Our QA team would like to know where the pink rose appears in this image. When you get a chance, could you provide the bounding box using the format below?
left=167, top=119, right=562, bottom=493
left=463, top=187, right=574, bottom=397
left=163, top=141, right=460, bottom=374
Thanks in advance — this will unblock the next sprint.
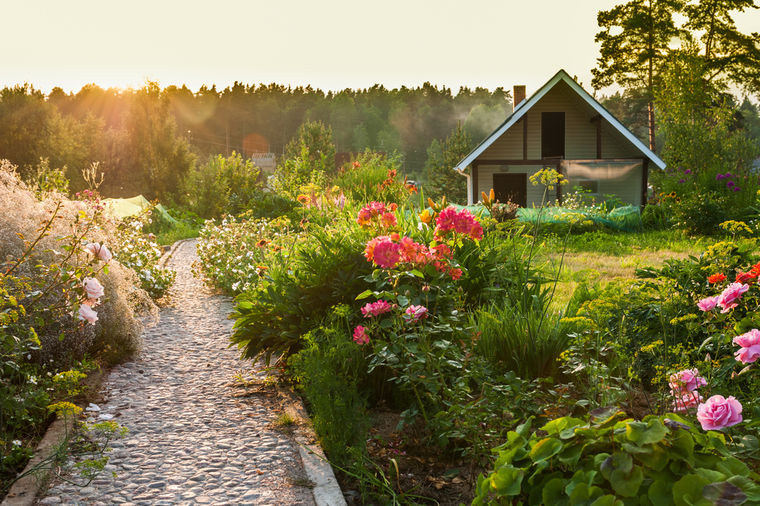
left=696, top=395, right=743, bottom=431
left=733, top=329, right=760, bottom=364
left=669, top=368, right=707, bottom=393
left=82, top=277, right=105, bottom=300
left=353, top=325, right=369, bottom=345
left=84, top=242, right=113, bottom=262
left=361, top=300, right=393, bottom=318
left=404, top=305, right=429, bottom=323
left=78, top=302, right=98, bottom=325
left=716, top=283, right=749, bottom=313
left=697, top=296, right=719, bottom=312
left=672, top=391, right=703, bottom=412
left=372, top=239, right=401, bottom=269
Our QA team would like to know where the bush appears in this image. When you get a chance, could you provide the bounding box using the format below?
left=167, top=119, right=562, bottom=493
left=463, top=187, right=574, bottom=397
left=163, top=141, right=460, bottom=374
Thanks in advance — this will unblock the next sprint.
left=183, top=151, right=264, bottom=219
left=474, top=410, right=760, bottom=505
left=333, top=150, right=415, bottom=205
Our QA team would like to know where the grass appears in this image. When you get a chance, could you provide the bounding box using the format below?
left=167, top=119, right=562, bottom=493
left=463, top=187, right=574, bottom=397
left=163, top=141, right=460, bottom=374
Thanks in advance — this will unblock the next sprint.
left=154, top=220, right=200, bottom=246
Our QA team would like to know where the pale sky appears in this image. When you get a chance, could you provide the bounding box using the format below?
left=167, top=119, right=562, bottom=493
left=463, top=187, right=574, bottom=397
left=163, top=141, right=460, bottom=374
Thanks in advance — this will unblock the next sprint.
left=3, top=0, right=759, bottom=96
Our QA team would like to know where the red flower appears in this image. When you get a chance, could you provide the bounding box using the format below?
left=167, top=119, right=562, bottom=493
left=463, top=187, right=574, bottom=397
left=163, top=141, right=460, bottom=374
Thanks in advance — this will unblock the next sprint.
left=707, top=273, right=726, bottom=284
left=735, top=272, right=757, bottom=284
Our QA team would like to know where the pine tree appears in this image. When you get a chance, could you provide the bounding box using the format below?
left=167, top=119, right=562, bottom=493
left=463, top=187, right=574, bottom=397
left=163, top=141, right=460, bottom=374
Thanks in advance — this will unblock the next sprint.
left=424, top=124, right=473, bottom=203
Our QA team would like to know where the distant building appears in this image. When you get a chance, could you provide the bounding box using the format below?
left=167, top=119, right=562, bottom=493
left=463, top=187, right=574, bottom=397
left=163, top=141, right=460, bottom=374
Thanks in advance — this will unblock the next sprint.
left=453, top=70, right=665, bottom=207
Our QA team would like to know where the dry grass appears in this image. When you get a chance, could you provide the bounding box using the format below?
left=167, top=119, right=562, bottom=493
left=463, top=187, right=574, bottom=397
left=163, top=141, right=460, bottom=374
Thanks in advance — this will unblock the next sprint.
left=543, top=249, right=690, bottom=309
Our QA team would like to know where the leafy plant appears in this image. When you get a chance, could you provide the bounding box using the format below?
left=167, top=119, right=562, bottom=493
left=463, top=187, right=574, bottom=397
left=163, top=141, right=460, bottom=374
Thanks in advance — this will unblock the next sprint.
left=474, top=410, right=760, bottom=505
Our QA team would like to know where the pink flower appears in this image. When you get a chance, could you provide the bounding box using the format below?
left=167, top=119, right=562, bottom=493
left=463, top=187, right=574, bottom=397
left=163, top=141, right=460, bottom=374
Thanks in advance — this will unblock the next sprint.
left=697, top=296, right=719, bottom=312
left=361, top=300, right=393, bottom=318
left=84, top=242, right=113, bottom=262
left=672, top=391, right=704, bottom=412
left=697, top=395, right=743, bottom=431
left=435, top=207, right=458, bottom=232
left=78, top=302, right=98, bottom=325
left=733, top=329, right=760, bottom=364
left=372, top=239, right=401, bottom=269
left=669, top=368, right=707, bottom=393
left=716, top=282, right=749, bottom=313
left=82, top=277, right=105, bottom=300
left=404, top=305, right=428, bottom=323
left=353, top=325, right=369, bottom=345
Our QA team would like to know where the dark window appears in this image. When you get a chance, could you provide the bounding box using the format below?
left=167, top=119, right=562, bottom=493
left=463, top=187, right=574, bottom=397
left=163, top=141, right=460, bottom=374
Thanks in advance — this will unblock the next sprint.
left=541, top=112, right=565, bottom=158
left=493, top=173, right=527, bottom=207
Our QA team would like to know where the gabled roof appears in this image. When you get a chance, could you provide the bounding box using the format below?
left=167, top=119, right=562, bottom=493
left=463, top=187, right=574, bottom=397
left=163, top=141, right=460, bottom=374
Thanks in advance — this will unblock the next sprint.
left=454, top=69, right=666, bottom=171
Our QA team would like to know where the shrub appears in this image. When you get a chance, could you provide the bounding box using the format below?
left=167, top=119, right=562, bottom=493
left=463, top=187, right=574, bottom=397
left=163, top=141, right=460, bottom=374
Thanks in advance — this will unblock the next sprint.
left=333, top=150, right=415, bottom=205
left=183, top=151, right=264, bottom=219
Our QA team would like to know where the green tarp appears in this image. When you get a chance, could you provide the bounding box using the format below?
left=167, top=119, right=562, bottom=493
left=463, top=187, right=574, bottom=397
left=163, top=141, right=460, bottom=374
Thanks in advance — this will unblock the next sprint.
left=103, top=195, right=176, bottom=223
left=516, top=205, right=642, bottom=232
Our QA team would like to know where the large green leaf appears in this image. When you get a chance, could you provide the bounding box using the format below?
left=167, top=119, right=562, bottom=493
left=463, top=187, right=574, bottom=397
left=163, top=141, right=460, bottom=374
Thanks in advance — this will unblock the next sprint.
left=649, top=479, right=673, bottom=506
left=489, top=465, right=524, bottom=497
left=530, top=437, right=564, bottom=463
left=702, top=481, right=747, bottom=506
left=609, top=464, right=644, bottom=498
left=626, top=418, right=668, bottom=446
left=672, top=474, right=712, bottom=506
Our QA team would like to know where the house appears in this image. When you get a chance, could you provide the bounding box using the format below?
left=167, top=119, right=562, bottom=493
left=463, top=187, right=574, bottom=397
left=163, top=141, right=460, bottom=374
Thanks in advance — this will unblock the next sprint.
left=453, top=70, right=665, bottom=207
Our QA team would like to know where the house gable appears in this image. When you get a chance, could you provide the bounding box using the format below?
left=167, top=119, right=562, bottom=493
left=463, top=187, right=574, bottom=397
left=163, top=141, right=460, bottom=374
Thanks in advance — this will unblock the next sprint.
left=453, top=70, right=665, bottom=171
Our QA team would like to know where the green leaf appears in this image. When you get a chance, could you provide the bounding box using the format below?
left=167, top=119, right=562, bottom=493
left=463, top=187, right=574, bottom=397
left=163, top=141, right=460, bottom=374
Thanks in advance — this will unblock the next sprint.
left=648, top=479, right=673, bottom=506
left=727, top=476, right=760, bottom=502
left=529, top=438, right=563, bottom=463
left=637, top=444, right=670, bottom=471
left=355, top=289, right=373, bottom=300
left=396, top=295, right=409, bottom=306
left=626, top=418, right=668, bottom=446
left=542, top=478, right=569, bottom=506
left=558, top=442, right=584, bottom=467
left=600, top=453, right=632, bottom=480
left=672, top=474, right=711, bottom=506
left=609, top=464, right=643, bottom=497
left=409, top=269, right=424, bottom=278
left=542, top=417, right=586, bottom=436
left=489, top=465, right=524, bottom=497
left=590, top=495, right=623, bottom=506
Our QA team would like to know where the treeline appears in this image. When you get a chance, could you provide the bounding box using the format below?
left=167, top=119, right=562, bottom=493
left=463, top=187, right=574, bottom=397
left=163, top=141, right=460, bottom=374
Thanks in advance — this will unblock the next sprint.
left=0, top=81, right=512, bottom=201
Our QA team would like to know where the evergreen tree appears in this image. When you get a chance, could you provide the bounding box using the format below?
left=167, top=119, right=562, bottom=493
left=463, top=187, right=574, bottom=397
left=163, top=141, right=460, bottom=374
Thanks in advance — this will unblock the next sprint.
left=424, top=124, right=473, bottom=203
left=592, top=0, right=686, bottom=151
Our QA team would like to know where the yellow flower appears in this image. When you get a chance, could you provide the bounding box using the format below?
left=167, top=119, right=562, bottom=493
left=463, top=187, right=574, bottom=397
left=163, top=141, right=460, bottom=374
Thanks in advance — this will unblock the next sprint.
left=296, top=194, right=310, bottom=205
left=419, top=209, right=432, bottom=224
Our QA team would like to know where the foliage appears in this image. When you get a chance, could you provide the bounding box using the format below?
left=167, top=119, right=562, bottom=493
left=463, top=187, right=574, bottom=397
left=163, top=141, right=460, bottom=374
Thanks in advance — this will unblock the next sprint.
left=288, top=306, right=370, bottom=465
left=334, top=150, right=414, bottom=205
left=424, top=124, right=473, bottom=203
left=473, top=410, right=760, bottom=505
left=654, top=50, right=760, bottom=234
left=183, top=151, right=264, bottom=219
left=113, top=207, right=175, bottom=299
left=26, top=157, right=70, bottom=197
left=283, top=120, right=336, bottom=172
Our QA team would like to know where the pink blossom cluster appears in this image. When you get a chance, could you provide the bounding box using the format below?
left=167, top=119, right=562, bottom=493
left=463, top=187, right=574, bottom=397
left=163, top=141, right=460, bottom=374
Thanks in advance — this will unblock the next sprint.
left=353, top=325, right=369, bottom=345
left=404, top=305, right=428, bottom=323
left=733, top=329, right=760, bottom=364
left=434, top=207, right=483, bottom=241
left=84, top=242, right=113, bottom=262
left=668, top=368, right=707, bottom=413
left=697, top=282, right=749, bottom=313
left=356, top=202, right=398, bottom=229
left=78, top=277, right=105, bottom=325
left=363, top=234, right=460, bottom=279
left=361, top=300, right=393, bottom=318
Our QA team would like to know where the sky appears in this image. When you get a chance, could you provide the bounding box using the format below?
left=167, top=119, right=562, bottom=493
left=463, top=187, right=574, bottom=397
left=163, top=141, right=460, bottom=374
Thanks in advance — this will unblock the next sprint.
left=3, top=0, right=759, bottom=97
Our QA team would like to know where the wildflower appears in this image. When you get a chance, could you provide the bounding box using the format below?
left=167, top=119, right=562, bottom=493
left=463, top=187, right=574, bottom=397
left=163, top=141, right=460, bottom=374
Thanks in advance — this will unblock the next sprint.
left=733, top=186, right=741, bottom=192
left=669, top=368, right=707, bottom=394
left=696, top=395, right=742, bottom=431
left=678, top=179, right=686, bottom=183
left=255, top=239, right=268, bottom=248
left=697, top=296, right=719, bottom=311
left=353, top=325, right=369, bottom=345
left=353, top=161, right=361, bottom=168
left=78, top=302, right=98, bottom=325
left=297, top=194, right=310, bottom=205
left=12, top=440, right=22, bottom=447
left=727, top=181, right=735, bottom=188
left=716, top=173, right=726, bottom=180
left=684, top=169, right=692, bottom=175
left=707, top=273, right=726, bottom=284
left=716, top=282, right=749, bottom=313
left=419, top=209, right=432, bottom=224
left=83, top=277, right=105, bottom=300
left=404, top=305, right=428, bottom=323
left=733, top=329, right=760, bottom=364
left=361, top=300, right=393, bottom=318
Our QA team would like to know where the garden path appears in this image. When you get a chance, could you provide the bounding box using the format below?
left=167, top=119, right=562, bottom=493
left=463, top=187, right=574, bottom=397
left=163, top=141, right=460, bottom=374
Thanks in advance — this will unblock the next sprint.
left=38, top=240, right=315, bottom=505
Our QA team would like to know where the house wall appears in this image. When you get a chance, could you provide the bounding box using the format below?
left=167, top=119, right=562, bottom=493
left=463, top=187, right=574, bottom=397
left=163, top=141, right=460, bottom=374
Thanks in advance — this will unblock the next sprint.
left=565, top=161, right=643, bottom=206
left=476, top=165, right=553, bottom=206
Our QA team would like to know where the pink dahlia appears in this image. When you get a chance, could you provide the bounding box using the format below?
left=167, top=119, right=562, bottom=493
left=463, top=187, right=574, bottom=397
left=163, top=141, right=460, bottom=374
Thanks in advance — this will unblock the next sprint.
left=361, top=300, right=393, bottom=318
left=353, top=325, right=369, bottom=345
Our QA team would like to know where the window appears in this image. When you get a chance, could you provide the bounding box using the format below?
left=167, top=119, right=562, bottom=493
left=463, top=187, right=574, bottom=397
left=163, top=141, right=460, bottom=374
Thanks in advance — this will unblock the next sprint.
left=541, top=112, right=565, bottom=158
left=575, top=179, right=599, bottom=194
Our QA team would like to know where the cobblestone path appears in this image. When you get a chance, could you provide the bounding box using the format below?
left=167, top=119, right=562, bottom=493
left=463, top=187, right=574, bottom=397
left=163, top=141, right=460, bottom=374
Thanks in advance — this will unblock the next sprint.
left=39, top=240, right=315, bottom=505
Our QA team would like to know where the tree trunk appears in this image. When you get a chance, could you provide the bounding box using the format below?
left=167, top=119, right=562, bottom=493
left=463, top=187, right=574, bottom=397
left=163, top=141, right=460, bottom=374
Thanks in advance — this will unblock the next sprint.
left=648, top=99, right=656, bottom=152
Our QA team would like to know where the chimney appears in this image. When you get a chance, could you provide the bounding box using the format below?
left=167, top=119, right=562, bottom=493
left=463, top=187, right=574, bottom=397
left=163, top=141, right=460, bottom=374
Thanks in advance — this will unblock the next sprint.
left=513, top=85, right=526, bottom=110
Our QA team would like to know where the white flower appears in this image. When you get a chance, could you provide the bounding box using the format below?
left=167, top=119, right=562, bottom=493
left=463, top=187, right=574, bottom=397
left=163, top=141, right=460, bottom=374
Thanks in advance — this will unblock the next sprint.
left=12, top=440, right=21, bottom=447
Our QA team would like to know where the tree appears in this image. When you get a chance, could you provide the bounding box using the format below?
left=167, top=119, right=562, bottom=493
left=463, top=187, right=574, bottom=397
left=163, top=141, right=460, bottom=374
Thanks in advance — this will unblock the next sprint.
left=684, top=0, right=760, bottom=93
left=424, top=124, right=473, bottom=203
left=283, top=120, right=336, bottom=172
left=592, top=0, right=686, bottom=151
